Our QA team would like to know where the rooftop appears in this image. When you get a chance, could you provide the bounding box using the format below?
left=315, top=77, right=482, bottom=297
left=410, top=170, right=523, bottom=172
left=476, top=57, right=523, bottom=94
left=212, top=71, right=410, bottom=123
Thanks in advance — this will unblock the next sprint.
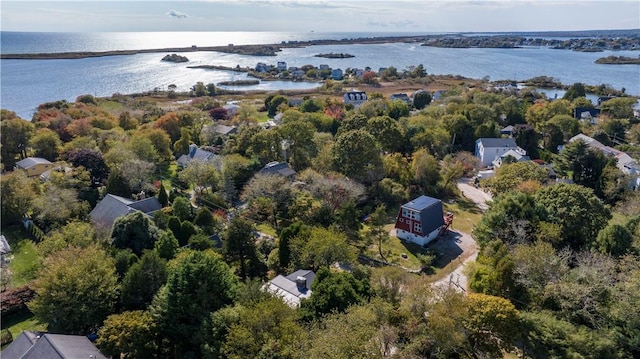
left=402, top=195, right=441, bottom=211
left=476, top=137, right=518, bottom=148
left=15, top=157, right=52, bottom=169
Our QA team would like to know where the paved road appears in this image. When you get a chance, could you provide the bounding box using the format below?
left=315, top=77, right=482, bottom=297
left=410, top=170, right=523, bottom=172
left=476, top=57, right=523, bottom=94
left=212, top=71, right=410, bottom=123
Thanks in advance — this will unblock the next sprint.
left=432, top=242, right=478, bottom=292
left=456, top=178, right=493, bottom=211
left=429, top=178, right=492, bottom=292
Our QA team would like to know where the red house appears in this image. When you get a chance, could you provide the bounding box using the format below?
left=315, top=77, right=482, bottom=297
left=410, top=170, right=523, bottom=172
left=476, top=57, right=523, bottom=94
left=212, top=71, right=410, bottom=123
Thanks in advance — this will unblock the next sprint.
left=394, top=195, right=446, bottom=246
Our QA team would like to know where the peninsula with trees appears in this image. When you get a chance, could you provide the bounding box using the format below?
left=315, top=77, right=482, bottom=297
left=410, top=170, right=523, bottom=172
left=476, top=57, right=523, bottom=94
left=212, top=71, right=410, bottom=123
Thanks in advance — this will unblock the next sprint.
left=1, top=44, right=640, bottom=358
left=2, top=29, right=638, bottom=60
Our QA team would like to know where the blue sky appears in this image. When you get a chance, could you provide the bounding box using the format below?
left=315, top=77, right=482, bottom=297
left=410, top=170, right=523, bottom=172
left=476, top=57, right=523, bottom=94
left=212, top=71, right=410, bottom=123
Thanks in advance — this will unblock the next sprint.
left=1, top=1, right=639, bottom=33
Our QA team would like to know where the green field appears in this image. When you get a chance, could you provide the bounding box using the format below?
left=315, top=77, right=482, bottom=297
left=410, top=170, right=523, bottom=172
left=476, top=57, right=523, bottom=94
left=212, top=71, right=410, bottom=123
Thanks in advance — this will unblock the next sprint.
left=2, top=226, right=39, bottom=287
left=1, top=226, right=45, bottom=339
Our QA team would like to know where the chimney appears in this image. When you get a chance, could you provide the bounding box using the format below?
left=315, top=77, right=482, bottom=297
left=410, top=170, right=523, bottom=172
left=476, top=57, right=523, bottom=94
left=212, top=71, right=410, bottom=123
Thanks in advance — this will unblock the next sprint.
left=295, top=276, right=307, bottom=290
left=189, top=144, right=197, bottom=158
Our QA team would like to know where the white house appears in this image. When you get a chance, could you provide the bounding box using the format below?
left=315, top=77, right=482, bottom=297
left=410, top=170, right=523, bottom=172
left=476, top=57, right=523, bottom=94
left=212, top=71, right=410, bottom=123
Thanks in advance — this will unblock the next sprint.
left=265, top=269, right=315, bottom=307
left=475, top=138, right=523, bottom=167
left=492, top=149, right=530, bottom=168
left=343, top=90, right=367, bottom=108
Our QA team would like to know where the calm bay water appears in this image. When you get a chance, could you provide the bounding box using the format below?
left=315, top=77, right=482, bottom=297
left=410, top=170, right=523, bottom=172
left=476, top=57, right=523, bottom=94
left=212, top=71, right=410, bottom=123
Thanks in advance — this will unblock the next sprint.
left=1, top=31, right=639, bottom=120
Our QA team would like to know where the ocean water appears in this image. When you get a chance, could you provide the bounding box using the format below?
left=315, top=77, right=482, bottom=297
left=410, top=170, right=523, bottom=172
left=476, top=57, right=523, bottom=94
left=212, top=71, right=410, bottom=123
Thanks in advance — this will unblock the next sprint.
left=1, top=31, right=639, bottom=120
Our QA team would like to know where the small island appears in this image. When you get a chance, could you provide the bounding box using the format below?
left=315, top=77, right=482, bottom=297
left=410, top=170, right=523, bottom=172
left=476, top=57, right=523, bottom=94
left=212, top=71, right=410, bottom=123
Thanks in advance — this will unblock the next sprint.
left=314, top=52, right=355, bottom=58
left=595, top=55, right=640, bottom=64
left=162, top=54, right=189, bottom=63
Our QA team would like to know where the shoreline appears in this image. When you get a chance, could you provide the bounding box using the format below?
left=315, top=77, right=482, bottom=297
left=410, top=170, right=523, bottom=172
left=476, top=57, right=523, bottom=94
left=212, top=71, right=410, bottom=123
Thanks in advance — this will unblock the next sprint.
left=3, top=32, right=638, bottom=60
left=0, top=35, right=426, bottom=60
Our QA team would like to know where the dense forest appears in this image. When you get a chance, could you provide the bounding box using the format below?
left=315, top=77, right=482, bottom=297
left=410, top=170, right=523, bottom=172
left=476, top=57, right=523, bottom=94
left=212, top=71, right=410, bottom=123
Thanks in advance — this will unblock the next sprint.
left=1, top=71, right=639, bottom=358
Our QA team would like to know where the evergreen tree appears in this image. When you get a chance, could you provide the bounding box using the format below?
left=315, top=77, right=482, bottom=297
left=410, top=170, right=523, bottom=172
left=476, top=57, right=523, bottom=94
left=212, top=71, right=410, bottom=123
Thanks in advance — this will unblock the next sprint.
left=158, top=182, right=168, bottom=207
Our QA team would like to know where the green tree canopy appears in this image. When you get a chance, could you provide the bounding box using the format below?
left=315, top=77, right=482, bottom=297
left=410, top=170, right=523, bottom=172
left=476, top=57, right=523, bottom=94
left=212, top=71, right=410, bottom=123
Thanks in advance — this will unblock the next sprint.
left=111, top=211, right=162, bottom=256
left=121, top=250, right=168, bottom=311
left=301, top=267, right=371, bottom=320
left=29, top=246, right=118, bottom=334
left=151, top=249, right=238, bottom=356
left=332, top=129, right=382, bottom=183
left=535, top=183, right=611, bottom=249
left=97, top=310, right=157, bottom=359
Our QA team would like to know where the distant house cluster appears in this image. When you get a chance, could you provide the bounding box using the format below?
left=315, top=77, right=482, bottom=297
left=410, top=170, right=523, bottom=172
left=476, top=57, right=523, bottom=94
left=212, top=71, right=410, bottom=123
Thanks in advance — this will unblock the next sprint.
left=569, top=133, right=640, bottom=190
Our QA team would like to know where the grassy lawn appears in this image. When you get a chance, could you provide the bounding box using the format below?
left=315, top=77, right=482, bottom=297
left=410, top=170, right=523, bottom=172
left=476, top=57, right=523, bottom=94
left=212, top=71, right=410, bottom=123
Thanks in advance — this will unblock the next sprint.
left=443, top=197, right=484, bottom=235
left=1, top=227, right=44, bottom=341
left=97, top=99, right=125, bottom=111
left=609, top=211, right=630, bottom=226
left=373, top=227, right=431, bottom=271
left=1, top=310, right=46, bottom=337
left=2, top=226, right=39, bottom=288
left=256, top=223, right=278, bottom=237
left=362, top=195, right=484, bottom=275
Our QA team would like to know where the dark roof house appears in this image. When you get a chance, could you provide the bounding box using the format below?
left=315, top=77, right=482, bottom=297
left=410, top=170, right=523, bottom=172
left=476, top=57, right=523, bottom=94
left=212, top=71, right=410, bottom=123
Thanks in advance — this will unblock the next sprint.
left=177, top=144, right=222, bottom=170
left=1, top=331, right=107, bottom=359
left=214, top=124, right=237, bottom=136
left=265, top=269, right=316, bottom=307
left=394, top=195, right=445, bottom=246
left=89, top=194, right=162, bottom=230
left=259, top=161, right=296, bottom=179
left=390, top=93, right=411, bottom=104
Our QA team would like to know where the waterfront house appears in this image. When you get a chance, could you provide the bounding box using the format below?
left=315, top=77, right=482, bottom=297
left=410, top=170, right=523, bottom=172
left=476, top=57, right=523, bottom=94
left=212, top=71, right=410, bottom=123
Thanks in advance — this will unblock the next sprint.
left=331, top=68, right=343, bottom=80
left=394, top=195, right=445, bottom=246
left=277, top=61, right=287, bottom=71
left=255, top=62, right=269, bottom=72
left=500, top=125, right=515, bottom=137
left=214, top=124, right=237, bottom=136
left=222, top=104, right=240, bottom=118
left=492, top=149, right=530, bottom=168
left=569, top=134, right=640, bottom=190
left=14, top=157, right=53, bottom=177
left=573, top=107, right=600, bottom=123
